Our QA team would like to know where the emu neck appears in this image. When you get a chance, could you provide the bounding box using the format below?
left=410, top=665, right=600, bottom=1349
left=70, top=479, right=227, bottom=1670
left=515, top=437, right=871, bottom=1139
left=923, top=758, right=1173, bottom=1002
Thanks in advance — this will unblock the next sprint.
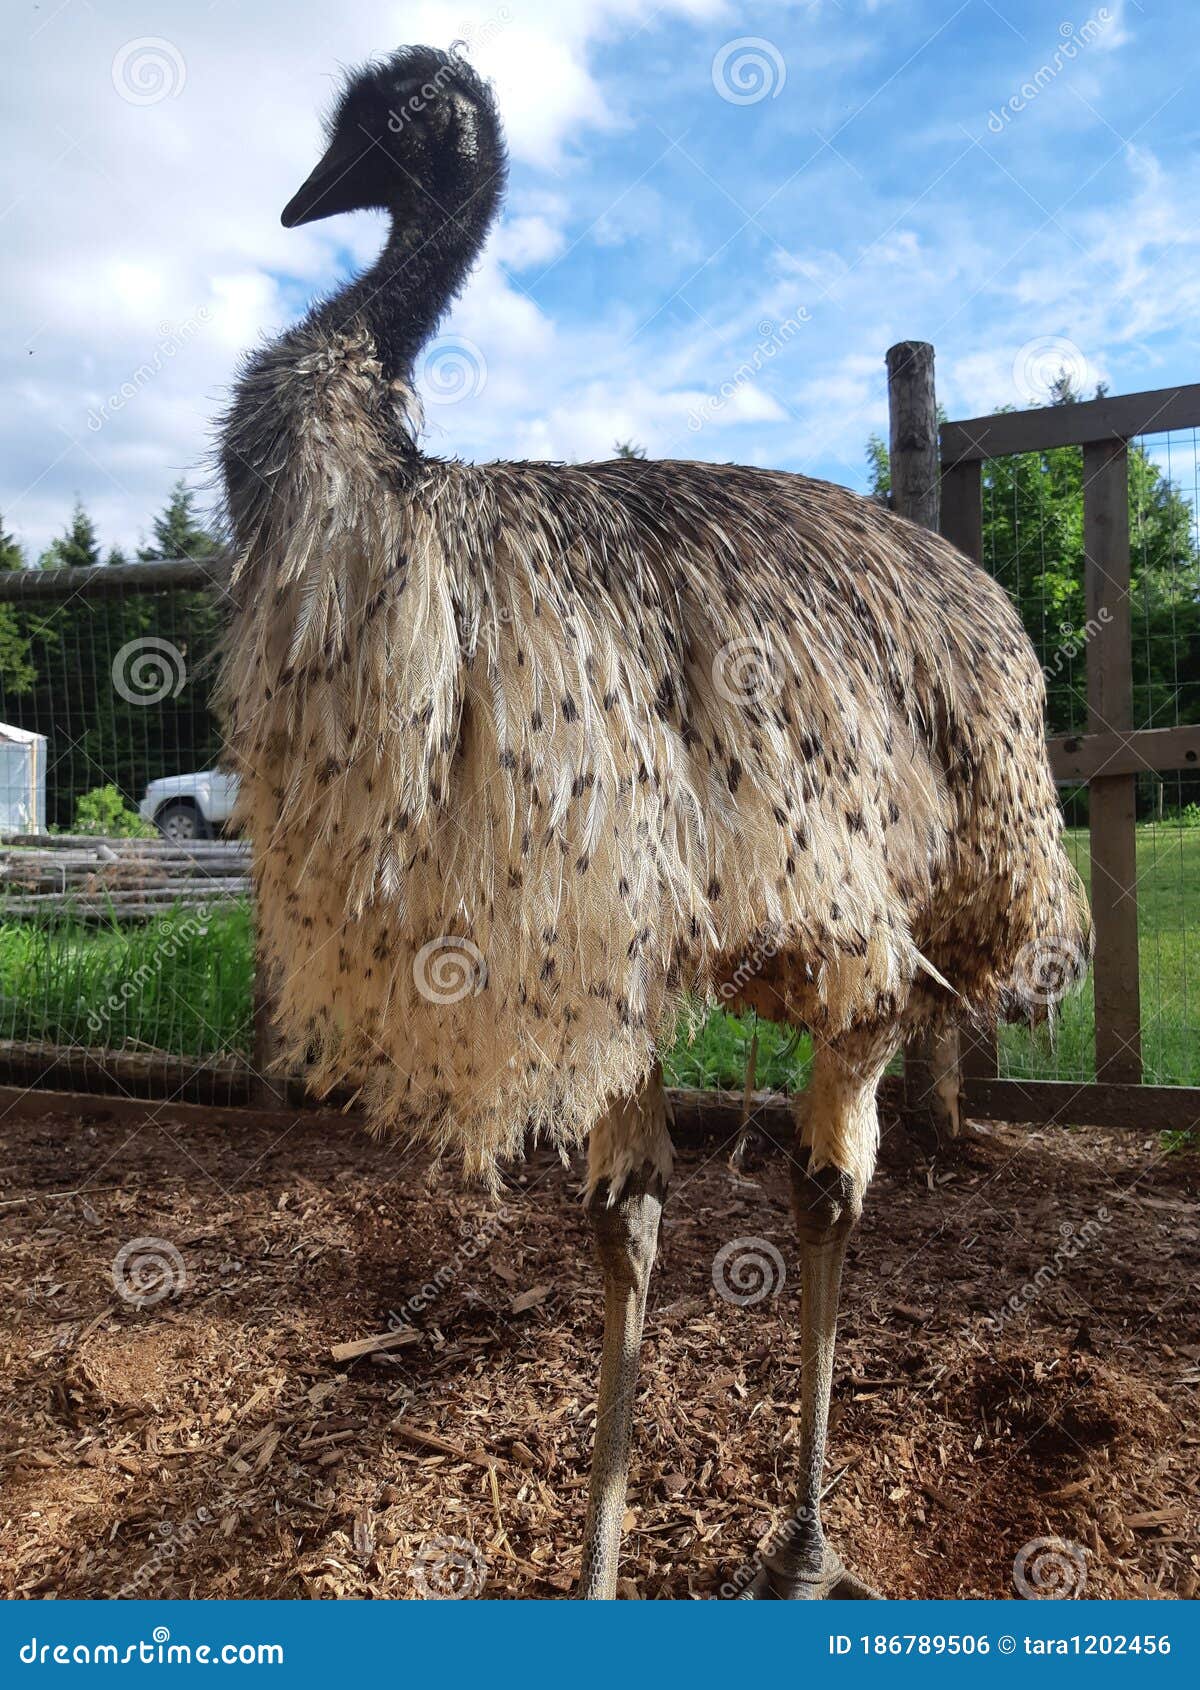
left=318, top=203, right=484, bottom=386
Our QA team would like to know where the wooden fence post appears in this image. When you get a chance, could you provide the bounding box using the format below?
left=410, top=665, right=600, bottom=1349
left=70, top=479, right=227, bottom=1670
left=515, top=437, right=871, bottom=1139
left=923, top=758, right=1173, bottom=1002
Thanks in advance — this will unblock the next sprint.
left=1083, top=439, right=1142, bottom=1082
left=886, top=340, right=963, bottom=1140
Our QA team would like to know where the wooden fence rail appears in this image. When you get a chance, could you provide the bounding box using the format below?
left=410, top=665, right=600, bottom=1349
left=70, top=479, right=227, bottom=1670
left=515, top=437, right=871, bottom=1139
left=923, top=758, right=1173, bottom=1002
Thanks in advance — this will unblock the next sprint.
left=931, top=352, right=1200, bottom=1128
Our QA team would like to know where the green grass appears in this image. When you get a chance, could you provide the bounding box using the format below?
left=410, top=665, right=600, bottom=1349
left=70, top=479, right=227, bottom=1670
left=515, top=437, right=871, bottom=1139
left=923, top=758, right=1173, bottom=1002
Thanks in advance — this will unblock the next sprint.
left=0, top=902, right=254, bottom=1058
left=996, top=824, right=1200, bottom=1087
left=1, top=823, right=1197, bottom=1089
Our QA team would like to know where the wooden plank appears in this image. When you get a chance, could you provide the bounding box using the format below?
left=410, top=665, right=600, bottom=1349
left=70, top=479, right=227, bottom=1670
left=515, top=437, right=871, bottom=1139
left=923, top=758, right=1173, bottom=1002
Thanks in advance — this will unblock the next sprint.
left=965, top=1078, right=1200, bottom=1134
left=0, top=1078, right=1177, bottom=1156
left=329, top=1329, right=419, bottom=1363
left=1, top=835, right=246, bottom=852
left=942, top=382, right=1200, bottom=464
left=0, top=1083, right=355, bottom=1139
left=1049, top=723, right=1200, bottom=781
left=0, top=1079, right=802, bottom=1149
left=939, top=457, right=983, bottom=562
left=1084, top=438, right=1141, bottom=1083
left=0, top=1042, right=247, bottom=1102
left=0, top=556, right=232, bottom=602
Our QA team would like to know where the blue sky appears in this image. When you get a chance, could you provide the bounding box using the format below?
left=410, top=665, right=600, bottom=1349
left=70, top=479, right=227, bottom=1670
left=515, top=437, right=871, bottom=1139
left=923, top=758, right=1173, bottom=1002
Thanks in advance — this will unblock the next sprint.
left=3, top=0, right=1196, bottom=556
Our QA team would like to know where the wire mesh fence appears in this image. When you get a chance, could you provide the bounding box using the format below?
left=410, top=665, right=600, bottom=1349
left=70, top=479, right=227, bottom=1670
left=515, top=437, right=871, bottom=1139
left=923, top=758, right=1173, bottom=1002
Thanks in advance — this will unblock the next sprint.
left=977, top=422, right=1200, bottom=1089
left=2, top=402, right=1199, bottom=1118
left=0, top=566, right=254, bottom=1103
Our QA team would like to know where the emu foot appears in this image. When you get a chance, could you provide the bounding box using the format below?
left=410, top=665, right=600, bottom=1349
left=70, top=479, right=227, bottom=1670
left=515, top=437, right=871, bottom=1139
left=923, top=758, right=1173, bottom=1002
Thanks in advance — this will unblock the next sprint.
left=737, top=1545, right=882, bottom=1600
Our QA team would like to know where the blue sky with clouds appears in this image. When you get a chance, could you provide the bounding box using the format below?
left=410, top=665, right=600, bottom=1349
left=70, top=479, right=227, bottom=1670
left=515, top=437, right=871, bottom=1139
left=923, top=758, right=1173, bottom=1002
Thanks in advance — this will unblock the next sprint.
left=3, top=0, right=1195, bottom=557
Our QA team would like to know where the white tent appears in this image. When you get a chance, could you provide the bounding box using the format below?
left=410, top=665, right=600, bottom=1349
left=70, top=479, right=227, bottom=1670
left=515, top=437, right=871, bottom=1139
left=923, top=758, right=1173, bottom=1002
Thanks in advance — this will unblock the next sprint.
left=0, top=723, right=47, bottom=833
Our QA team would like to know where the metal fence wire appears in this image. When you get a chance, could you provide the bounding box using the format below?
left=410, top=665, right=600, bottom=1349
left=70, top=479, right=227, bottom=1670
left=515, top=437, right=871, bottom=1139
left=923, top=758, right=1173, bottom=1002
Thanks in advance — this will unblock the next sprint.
left=0, top=564, right=252, bottom=1103
left=2, top=401, right=1199, bottom=1119
left=969, top=419, right=1200, bottom=1090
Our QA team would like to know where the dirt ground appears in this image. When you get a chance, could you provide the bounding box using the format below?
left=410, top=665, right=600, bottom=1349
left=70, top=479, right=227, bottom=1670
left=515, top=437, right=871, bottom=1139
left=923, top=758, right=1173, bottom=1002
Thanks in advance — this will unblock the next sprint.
left=1, top=1099, right=1197, bottom=1601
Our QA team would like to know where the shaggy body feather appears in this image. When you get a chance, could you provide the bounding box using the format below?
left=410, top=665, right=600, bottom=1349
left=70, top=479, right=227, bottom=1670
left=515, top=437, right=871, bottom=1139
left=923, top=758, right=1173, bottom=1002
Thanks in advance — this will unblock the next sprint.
left=220, top=323, right=1085, bottom=1182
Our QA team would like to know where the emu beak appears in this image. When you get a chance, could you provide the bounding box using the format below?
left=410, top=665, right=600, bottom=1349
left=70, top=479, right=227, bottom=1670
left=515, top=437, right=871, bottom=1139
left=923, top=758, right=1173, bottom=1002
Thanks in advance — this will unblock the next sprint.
left=281, top=133, right=364, bottom=228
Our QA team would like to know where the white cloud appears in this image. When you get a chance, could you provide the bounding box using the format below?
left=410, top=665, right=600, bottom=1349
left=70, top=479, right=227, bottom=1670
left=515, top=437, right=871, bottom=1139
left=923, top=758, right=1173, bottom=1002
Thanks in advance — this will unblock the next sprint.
left=0, top=0, right=1191, bottom=565
left=493, top=213, right=566, bottom=268
left=0, top=0, right=728, bottom=555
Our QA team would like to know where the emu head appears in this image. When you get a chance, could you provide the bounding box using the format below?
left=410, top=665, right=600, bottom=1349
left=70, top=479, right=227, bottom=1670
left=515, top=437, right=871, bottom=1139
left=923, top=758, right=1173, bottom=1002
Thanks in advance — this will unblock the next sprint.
left=281, top=45, right=506, bottom=244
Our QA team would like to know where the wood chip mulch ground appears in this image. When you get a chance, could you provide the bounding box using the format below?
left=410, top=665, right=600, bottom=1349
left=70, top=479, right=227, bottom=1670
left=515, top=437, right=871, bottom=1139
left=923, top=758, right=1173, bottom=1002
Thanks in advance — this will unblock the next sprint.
left=1, top=1101, right=1197, bottom=1600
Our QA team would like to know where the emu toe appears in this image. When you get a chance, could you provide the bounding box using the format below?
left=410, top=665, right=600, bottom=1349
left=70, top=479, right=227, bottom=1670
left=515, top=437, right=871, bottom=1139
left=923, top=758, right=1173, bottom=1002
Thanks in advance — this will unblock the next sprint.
left=737, top=1545, right=882, bottom=1600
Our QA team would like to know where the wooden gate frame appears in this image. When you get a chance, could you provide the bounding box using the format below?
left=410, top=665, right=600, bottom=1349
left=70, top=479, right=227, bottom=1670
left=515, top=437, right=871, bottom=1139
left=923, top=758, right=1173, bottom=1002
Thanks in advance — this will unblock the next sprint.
left=938, top=373, right=1200, bottom=1132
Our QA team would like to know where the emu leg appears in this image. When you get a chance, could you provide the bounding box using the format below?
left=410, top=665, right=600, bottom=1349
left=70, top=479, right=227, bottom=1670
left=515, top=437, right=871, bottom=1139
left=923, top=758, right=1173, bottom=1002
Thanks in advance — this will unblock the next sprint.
left=577, top=1081, right=671, bottom=1600
left=741, top=1156, right=877, bottom=1599
left=740, top=1035, right=891, bottom=1600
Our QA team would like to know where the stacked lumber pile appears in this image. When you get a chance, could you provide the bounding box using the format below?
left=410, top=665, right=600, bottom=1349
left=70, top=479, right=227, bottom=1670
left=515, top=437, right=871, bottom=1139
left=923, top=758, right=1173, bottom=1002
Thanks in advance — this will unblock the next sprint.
left=0, top=835, right=251, bottom=923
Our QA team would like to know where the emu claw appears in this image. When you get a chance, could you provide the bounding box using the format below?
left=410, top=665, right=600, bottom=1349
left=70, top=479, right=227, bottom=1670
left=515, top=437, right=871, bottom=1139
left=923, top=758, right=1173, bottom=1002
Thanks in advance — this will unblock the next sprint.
left=737, top=1546, right=882, bottom=1600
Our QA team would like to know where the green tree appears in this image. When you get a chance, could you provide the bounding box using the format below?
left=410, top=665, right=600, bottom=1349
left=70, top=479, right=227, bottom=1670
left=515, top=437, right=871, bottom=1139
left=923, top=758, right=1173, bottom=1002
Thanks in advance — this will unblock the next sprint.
left=1, top=486, right=226, bottom=829
left=138, top=479, right=219, bottom=563
left=865, top=433, right=890, bottom=502
left=40, top=500, right=100, bottom=570
left=134, top=480, right=225, bottom=792
left=0, top=515, right=35, bottom=695
left=865, top=413, right=1200, bottom=740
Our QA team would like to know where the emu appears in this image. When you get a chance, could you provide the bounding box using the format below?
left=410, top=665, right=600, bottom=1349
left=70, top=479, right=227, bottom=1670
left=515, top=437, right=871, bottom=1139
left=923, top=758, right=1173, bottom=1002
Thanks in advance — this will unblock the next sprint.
left=219, top=46, right=1089, bottom=1599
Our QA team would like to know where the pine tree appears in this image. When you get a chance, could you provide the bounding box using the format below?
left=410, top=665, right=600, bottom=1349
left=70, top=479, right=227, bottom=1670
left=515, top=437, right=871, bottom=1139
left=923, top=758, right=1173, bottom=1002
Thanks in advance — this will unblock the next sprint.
left=0, top=516, right=23, bottom=572
left=0, top=514, right=34, bottom=694
left=40, top=499, right=101, bottom=569
left=138, top=480, right=218, bottom=563
left=129, top=481, right=224, bottom=803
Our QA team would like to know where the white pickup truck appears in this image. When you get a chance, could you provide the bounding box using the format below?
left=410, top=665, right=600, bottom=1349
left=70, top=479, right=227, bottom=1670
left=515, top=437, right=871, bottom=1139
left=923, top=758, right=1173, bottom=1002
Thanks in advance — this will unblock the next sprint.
left=139, top=771, right=239, bottom=842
